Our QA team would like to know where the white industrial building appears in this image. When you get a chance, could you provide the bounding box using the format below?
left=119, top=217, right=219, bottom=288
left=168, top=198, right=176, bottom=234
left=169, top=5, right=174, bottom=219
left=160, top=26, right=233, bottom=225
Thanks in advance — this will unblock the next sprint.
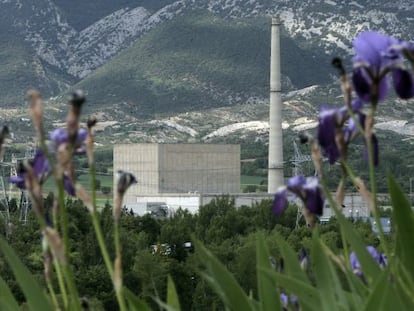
left=113, top=143, right=240, bottom=206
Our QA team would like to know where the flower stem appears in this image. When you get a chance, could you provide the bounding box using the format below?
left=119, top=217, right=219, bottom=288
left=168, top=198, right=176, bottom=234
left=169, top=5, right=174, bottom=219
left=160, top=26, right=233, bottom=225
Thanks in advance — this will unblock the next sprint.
left=365, top=106, right=391, bottom=259
left=114, top=221, right=127, bottom=311
left=319, top=174, right=350, bottom=266
left=86, top=125, right=125, bottom=310
left=61, top=264, right=82, bottom=311
left=341, top=162, right=358, bottom=185
left=37, top=139, right=72, bottom=309
left=46, top=280, right=60, bottom=311
left=53, top=259, right=68, bottom=308
left=89, top=160, right=114, bottom=278
left=57, top=180, right=82, bottom=311
left=310, top=142, right=350, bottom=262
left=57, top=181, right=69, bottom=260
left=91, top=211, right=114, bottom=276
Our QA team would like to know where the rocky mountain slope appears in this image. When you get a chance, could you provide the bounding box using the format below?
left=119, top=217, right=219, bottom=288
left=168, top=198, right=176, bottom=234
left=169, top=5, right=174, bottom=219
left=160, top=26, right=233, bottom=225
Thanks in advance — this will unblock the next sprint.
left=0, top=0, right=413, bottom=142
left=72, top=13, right=334, bottom=116
left=1, top=1, right=413, bottom=97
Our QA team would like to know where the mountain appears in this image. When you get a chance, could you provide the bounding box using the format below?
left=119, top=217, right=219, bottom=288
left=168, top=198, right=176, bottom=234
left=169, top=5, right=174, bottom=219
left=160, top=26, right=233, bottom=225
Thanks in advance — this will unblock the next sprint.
left=0, top=0, right=413, bottom=195
left=51, top=0, right=177, bottom=30
left=73, top=13, right=333, bottom=116
left=0, top=0, right=75, bottom=105
left=0, top=0, right=413, bottom=122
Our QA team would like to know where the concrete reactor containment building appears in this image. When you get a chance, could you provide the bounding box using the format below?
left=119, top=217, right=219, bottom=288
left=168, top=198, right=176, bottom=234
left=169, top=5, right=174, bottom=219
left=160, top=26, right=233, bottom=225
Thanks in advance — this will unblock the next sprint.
left=113, top=143, right=241, bottom=204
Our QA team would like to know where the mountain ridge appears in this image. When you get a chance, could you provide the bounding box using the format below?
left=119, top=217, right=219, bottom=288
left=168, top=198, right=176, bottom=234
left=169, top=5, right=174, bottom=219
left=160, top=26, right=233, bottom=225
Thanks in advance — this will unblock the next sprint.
left=0, top=0, right=413, bottom=123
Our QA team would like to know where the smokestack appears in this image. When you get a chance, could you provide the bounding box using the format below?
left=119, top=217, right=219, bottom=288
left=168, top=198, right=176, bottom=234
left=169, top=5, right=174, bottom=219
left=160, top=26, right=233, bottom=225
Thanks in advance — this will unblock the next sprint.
left=268, top=17, right=284, bottom=193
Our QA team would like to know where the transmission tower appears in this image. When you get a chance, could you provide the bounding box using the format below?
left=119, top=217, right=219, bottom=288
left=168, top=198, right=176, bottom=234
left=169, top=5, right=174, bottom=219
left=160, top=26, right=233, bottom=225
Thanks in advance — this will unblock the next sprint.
left=0, top=163, right=11, bottom=238
left=0, top=146, right=34, bottom=237
left=291, top=140, right=313, bottom=177
left=290, top=140, right=314, bottom=228
left=10, top=147, right=34, bottom=224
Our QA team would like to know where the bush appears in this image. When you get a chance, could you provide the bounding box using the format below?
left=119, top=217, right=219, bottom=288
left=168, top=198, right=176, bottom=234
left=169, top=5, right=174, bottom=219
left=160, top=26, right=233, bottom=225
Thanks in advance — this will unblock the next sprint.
left=101, top=186, right=111, bottom=195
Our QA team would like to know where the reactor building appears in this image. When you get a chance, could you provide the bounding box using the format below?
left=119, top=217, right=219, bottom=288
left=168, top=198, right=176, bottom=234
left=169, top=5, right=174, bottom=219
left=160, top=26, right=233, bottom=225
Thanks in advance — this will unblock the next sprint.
left=113, top=143, right=241, bottom=205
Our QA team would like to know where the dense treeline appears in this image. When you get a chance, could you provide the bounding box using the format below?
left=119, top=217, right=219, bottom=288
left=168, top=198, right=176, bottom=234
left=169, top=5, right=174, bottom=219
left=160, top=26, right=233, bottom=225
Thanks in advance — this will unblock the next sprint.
left=0, top=196, right=382, bottom=310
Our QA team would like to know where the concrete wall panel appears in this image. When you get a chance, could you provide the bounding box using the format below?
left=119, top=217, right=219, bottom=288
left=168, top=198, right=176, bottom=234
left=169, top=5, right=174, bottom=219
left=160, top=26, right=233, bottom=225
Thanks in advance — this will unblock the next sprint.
left=113, top=144, right=159, bottom=203
left=114, top=144, right=240, bottom=199
left=158, top=144, right=240, bottom=194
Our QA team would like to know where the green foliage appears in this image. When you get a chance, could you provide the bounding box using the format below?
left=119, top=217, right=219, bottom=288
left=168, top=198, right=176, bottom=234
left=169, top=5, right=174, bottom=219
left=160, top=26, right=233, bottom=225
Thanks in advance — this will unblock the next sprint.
left=388, top=173, right=414, bottom=287
left=0, top=173, right=410, bottom=311
left=187, top=174, right=414, bottom=311
left=0, top=239, right=53, bottom=311
left=195, top=239, right=255, bottom=311
left=0, top=275, right=20, bottom=311
left=101, top=186, right=111, bottom=195
left=1, top=194, right=386, bottom=310
left=94, top=178, right=102, bottom=191
left=256, top=233, right=282, bottom=311
left=312, top=232, right=348, bottom=311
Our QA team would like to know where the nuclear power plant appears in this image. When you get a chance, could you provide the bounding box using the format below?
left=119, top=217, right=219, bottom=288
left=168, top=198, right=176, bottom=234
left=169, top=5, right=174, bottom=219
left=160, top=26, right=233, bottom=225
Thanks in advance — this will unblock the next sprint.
left=112, top=18, right=284, bottom=215
left=112, top=18, right=375, bottom=220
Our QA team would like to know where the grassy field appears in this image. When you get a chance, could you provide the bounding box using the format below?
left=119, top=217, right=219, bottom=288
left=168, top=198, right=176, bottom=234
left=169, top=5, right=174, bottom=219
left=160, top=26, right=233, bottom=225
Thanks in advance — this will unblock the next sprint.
left=241, top=175, right=267, bottom=192
left=15, top=173, right=114, bottom=208
left=40, top=173, right=112, bottom=192
left=76, top=173, right=113, bottom=188
left=6, top=174, right=263, bottom=199
left=241, top=175, right=266, bottom=186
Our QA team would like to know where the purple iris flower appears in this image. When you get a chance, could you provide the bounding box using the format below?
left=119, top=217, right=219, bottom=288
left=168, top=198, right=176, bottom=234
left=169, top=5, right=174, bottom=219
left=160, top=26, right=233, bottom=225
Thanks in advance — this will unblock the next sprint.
left=32, top=150, right=51, bottom=182
left=317, top=102, right=379, bottom=166
left=63, top=175, right=76, bottom=196
left=317, top=105, right=348, bottom=164
left=402, top=41, right=414, bottom=53
left=50, top=128, right=88, bottom=152
left=302, top=177, right=324, bottom=216
left=290, top=295, right=300, bottom=310
left=353, top=32, right=400, bottom=69
left=272, top=176, right=324, bottom=216
left=280, top=293, right=288, bottom=307
left=50, top=128, right=67, bottom=146
left=346, top=112, right=365, bottom=139
left=392, top=68, right=414, bottom=99
left=272, top=188, right=288, bottom=216
left=9, top=149, right=76, bottom=197
left=9, top=149, right=51, bottom=189
left=9, top=173, right=25, bottom=189
left=287, top=175, right=306, bottom=189
left=350, top=246, right=387, bottom=277
left=351, top=99, right=364, bottom=111
left=387, top=40, right=414, bottom=63
left=352, top=31, right=414, bottom=101
left=317, top=109, right=341, bottom=164
left=280, top=293, right=300, bottom=310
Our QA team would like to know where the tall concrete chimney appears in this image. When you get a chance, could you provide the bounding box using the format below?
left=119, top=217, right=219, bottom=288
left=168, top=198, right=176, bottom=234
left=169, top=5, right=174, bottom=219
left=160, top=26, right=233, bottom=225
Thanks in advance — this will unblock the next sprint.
left=268, top=17, right=284, bottom=193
